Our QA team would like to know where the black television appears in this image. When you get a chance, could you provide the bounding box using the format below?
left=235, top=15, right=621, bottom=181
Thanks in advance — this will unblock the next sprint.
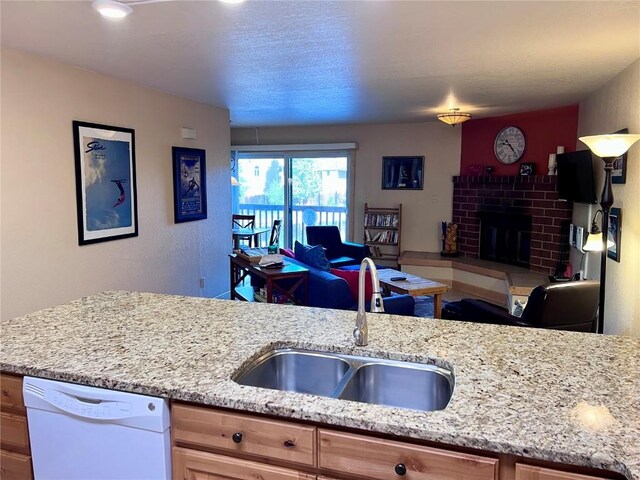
left=556, top=150, right=597, bottom=204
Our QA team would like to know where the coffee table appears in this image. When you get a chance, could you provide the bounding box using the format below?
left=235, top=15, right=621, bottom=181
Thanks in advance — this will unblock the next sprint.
left=377, top=268, right=449, bottom=318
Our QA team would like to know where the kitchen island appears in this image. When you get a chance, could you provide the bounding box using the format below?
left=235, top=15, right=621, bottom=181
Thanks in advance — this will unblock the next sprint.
left=1, top=291, right=639, bottom=479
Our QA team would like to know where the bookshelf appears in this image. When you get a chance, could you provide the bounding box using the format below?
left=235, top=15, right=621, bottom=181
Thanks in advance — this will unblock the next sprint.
left=364, top=203, right=402, bottom=265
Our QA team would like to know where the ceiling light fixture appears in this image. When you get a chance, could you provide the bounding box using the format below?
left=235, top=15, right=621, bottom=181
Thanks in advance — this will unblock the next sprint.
left=437, top=108, right=472, bottom=127
left=92, top=0, right=133, bottom=18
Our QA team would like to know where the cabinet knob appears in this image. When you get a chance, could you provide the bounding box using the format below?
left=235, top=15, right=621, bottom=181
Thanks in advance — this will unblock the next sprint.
left=232, top=432, right=243, bottom=444
left=395, top=463, right=407, bottom=476
left=283, top=440, right=295, bottom=448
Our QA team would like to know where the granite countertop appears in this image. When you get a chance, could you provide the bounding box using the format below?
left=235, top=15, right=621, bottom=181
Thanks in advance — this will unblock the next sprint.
left=1, top=291, right=638, bottom=478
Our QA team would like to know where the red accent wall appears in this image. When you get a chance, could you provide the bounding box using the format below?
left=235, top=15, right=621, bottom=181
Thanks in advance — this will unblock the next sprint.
left=460, top=105, right=579, bottom=176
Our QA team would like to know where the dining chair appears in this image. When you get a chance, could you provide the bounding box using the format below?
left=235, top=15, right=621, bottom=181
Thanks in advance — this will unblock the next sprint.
left=232, top=214, right=256, bottom=248
left=269, top=219, right=282, bottom=247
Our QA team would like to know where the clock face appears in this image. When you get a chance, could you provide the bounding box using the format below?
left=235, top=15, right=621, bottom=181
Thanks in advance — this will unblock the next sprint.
left=494, top=126, right=526, bottom=164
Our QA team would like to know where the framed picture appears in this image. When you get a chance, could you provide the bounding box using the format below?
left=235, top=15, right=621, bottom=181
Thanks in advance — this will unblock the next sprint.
left=519, top=162, right=536, bottom=176
left=73, top=121, right=138, bottom=246
left=607, top=207, right=621, bottom=262
left=612, top=128, right=628, bottom=184
left=382, top=156, right=424, bottom=190
left=172, top=147, right=207, bottom=223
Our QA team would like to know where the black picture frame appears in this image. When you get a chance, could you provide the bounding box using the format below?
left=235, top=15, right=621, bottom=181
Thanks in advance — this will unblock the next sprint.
left=382, top=156, right=424, bottom=190
left=172, top=146, right=207, bottom=223
left=607, top=207, right=621, bottom=262
left=612, top=128, right=628, bottom=184
left=73, top=120, right=138, bottom=246
left=519, top=162, right=536, bottom=176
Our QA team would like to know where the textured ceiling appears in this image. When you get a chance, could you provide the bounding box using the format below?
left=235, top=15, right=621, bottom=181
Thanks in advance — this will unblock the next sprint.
left=1, top=0, right=639, bottom=126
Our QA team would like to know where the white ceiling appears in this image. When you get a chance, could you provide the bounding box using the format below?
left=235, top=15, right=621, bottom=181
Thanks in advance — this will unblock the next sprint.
left=1, top=0, right=639, bottom=127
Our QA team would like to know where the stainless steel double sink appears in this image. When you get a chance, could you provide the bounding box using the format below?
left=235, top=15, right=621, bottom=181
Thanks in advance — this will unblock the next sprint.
left=233, top=348, right=454, bottom=412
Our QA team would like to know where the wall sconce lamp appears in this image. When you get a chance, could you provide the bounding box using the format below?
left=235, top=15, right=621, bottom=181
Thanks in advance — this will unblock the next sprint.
left=578, top=133, right=640, bottom=334
left=582, top=210, right=614, bottom=252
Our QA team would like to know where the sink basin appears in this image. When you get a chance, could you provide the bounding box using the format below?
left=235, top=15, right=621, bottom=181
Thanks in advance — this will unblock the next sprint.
left=234, top=349, right=350, bottom=396
left=338, top=363, right=453, bottom=411
left=234, top=348, right=454, bottom=412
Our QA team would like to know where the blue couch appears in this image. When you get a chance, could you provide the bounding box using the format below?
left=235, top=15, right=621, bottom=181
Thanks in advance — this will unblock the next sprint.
left=306, top=226, right=369, bottom=268
left=284, top=256, right=415, bottom=316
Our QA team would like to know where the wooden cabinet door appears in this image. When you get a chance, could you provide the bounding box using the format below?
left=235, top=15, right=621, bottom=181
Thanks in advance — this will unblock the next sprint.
left=0, top=375, right=26, bottom=415
left=515, top=464, right=612, bottom=480
left=173, top=447, right=315, bottom=480
left=0, top=449, right=33, bottom=480
left=319, top=429, right=498, bottom=480
left=0, top=412, right=30, bottom=454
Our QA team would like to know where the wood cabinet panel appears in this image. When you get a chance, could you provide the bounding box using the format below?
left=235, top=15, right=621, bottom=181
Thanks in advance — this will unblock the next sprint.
left=0, top=449, right=33, bottom=480
left=0, top=375, right=25, bottom=415
left=173, top=447, right=315, bottom=480
left=319, top=429, right=498, bottom=480
left=0, top=413, right=30, bottom=454
left=173, top=404, right=316, bottom=467
left=515, top=464, right=611, bottom=480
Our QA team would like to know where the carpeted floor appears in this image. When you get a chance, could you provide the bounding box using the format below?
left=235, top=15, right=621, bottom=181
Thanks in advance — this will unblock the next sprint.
left=413, top=296, right=440, bottom=318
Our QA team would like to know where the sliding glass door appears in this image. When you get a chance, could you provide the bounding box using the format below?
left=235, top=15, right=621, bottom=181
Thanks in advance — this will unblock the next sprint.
left=232, top=151, right=351, bottom=248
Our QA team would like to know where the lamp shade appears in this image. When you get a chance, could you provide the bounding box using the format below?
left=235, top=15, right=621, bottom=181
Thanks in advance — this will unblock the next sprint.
left=437, top=108, right=472, bottom=126
left=582, top=231, right=615, bottom=252
left=92, top=0, right=132, bottom=18
left=579, top=134, right=640, bottom=158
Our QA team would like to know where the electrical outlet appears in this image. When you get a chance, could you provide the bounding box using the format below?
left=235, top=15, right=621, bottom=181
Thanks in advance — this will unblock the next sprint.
left=199, top=277, right=205, bottom=289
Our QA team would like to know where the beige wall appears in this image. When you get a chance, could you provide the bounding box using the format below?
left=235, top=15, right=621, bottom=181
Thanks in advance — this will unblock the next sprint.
left=1, top=50, right=231, bottom=320
left=576, top=58, right=640, bottom=336
left=231, top=123, right=461, bottom=252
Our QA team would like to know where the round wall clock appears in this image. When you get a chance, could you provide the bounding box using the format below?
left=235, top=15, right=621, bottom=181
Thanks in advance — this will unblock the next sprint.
left=494, top=126, right=526, bottom=164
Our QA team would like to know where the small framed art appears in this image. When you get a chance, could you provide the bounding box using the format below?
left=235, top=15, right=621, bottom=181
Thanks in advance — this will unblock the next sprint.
left=607, top=207, right=621, bottom=262
left=382, top=156, right=424, bottom=190
left=172, top=146, right=207, bottom=223
left=519, top=163, right=536, bottom=176
left=73, top=121, right=138, bottom=245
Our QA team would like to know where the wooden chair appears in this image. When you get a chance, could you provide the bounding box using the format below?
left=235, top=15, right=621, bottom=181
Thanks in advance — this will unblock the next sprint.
left=269, top=219, right=282, bottom=247
left=232, top=214, right=255, bottom=248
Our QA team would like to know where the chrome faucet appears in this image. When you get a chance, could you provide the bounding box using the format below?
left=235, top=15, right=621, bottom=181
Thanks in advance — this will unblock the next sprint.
left=354, top=257, right=385, bottom=346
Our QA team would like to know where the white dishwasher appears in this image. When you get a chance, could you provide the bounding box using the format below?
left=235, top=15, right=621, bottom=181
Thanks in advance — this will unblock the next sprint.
left=23, top=376, right=171, bottom=480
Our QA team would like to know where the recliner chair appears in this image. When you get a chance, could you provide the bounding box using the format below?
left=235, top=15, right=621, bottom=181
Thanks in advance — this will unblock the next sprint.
left=306, top=226, right=369, bottom=268
left=442, top=281, right=599, bottom=332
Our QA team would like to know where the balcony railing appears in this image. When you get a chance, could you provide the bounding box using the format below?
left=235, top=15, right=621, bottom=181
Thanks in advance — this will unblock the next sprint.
left=238, top=203, right=348, bottom=246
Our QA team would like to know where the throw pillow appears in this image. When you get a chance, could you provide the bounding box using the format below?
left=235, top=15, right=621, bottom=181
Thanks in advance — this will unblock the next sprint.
left=294, top=241, right=311, bottom=261
left=281, top=248, right=295, bottom=259
left=331, top=268, right=373, bottom=302
left=303, top=245, right=331, bottom=272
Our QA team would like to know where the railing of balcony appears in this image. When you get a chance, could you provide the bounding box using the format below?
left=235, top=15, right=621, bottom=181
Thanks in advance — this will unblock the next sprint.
left=238, top=203, right=348, bottom=246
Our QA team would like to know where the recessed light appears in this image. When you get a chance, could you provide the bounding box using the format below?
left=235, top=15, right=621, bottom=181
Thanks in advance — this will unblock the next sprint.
left=92, top=0, right=133, bottom=19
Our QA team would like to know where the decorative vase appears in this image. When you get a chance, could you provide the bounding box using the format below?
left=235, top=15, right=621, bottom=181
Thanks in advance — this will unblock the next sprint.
left=548, top=153, right=557, bottom=175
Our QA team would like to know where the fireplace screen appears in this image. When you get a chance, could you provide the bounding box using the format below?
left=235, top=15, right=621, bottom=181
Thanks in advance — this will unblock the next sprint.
left=479, top=211, right=532, bottom=268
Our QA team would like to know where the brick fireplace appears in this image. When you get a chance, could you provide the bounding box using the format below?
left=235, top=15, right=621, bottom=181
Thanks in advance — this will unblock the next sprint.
left=452, top=175, right=572, bottom=274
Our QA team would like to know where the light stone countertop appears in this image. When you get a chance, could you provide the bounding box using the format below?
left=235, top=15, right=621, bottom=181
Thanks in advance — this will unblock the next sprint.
left=1, top=291, right=638, bottom=478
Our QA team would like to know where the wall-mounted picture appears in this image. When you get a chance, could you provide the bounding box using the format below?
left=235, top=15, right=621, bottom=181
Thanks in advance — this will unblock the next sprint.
left=382, top=156, right=424, bottom=190
left=73, top=121, right=138, bottom=246
left=612, top=128, right=628, bottom=184
left=519, top=162, right=536, bottom=176
left=607, top=207, right=621, bottom=262
left=172, top=147, right=207, bottom=223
